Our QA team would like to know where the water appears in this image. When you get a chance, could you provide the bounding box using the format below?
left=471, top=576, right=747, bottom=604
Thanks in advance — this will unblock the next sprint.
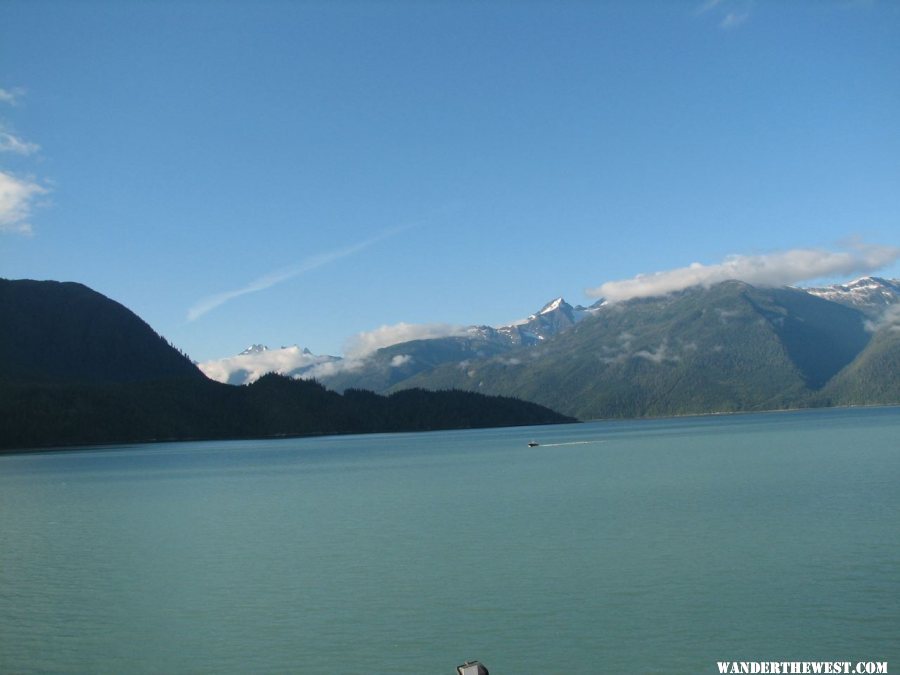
left=1, top=408, right=898, bottom=674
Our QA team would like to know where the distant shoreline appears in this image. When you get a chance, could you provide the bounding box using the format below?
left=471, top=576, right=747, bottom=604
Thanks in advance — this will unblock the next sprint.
left=579, top=401, right=900, bottom=424
left=5, top=402, right=899, bottom=457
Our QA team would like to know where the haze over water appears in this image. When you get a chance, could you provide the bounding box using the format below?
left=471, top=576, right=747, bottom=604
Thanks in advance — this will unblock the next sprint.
left=1, top=408, right=898, bottom=673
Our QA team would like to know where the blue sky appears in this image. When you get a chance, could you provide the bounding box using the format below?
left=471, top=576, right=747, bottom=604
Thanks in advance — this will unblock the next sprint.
left=2, top=0, right=899, bottom=361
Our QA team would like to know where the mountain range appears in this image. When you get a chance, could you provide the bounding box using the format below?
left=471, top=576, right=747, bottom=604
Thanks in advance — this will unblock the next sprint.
left=5, top=274, right=898, bottom=451
left=202, top=277, right=900, bottom=419
left=0, top=279, right=573, bottom=451
left=199, top=295, right=602, bottom=390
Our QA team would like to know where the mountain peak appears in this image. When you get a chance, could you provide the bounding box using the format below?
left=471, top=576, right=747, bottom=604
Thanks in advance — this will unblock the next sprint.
left=802, top=277, right=900, bottom=314
left=538, top=297, right=568, bottom=315
left=239, top=344, right=269, bottom=356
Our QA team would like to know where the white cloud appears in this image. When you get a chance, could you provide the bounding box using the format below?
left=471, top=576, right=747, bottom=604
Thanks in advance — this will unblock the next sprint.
left=0, top=170, right=47, bottom=235
left=864, top=304, right=900, bottom=333
left=0, top=88, right=22, bottom=105
left=197, top=345, right=340, bottom=384
left=0, top=87, right=47, bottom=234
left=696, top=0, right=722, bottom=14
left=720, top=10, right=750, bottom=28
left=390, top=354, right=412, bottom=367
left=0, top=130, right=39, bottom=156
left=496, top=357, right=523, bottom=366
left=344, top=322, right=469, bottom=358
left=696, top=0, right=752, bottom=29
left=187, top=226, right=407, bottom=321
left=588, top=243, right=900, bottom=303
left=304, top=358, right=367, bottom=380
left=634, top=341, right=679, bottom=364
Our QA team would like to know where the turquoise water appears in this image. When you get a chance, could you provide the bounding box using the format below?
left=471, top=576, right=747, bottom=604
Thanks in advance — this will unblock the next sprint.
left=1, top=408, right=898, bottom=673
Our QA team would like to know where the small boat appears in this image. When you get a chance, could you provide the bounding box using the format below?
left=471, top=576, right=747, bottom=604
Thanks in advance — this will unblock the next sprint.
left=527, top=441, right=539, bottom=447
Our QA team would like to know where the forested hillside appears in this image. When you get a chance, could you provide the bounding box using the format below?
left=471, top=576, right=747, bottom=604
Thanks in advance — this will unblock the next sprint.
left=0, top=279, right=573, bottom=451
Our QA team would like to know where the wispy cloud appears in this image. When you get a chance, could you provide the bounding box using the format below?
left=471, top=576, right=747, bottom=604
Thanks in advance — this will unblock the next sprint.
left=696, top=0, right=752, bottom=29
left=720, top=10, right=750, bottom=28
left=587, top=242, right=900, bottom=303
left=343, top=321, right=469, bottom=359
left=0, top=129, right=40, bottom=156
left=696, top=0, right=723, bottom=14
left=390, top=354, right=412, bottom=367
left=0, top=87, right=23, bottom=106
left=864, top=303, right=900, bottom=333
left=187, top=226, right=407, bottom=321
left=1, top=86, right=47, bottom=235
left=0, top=170, right=48, bottom=236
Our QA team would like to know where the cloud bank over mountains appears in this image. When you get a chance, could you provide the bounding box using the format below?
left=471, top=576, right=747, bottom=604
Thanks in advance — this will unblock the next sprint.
left=197, top=345, right=340, bottom=384
left=588, top=243, right=900, bottom=303
left=343, top=322, right=469, bottom=358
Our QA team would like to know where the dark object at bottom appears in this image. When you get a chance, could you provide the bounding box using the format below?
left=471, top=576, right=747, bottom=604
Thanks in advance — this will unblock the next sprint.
left=457, top=661, right=489, bottom=675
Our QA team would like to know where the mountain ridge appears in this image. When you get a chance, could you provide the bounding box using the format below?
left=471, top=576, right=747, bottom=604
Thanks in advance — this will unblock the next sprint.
left=0, top=278, right=574, bottom=451
left=387, top=280, right=897, bottom=419
left=201, top=277, right=900, bottom=419
left=6, top=274, right=898, bottom=449
left=200, top=295, right=599, bottom=387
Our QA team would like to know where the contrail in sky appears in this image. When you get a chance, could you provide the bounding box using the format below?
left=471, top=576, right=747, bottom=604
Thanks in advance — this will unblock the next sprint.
left=187, top=226, right=405, bottom=321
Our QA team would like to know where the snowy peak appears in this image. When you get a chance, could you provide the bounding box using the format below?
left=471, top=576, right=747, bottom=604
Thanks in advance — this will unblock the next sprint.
left=803, top=277, right=900, bottom=315
left=538, top=297, right=567, bottom=316
left=200, top=344, right=341, bottom=385
left=489, top=296, right=596, bottom=346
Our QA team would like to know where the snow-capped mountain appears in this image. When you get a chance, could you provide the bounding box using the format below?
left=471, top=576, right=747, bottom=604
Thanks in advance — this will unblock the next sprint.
left=473, top=297, right=600, bottom=347
left=313, top=296, right=604, bottom=393
left=199, top=344, right=341, bottom=385
left=802, top=277, right=900, bottom=315
left=239, top=343, right=270, bottom=356
left=200, top=277, right=900, bottom=417
left=199, top=296, right=596, bottom=388
left=499, top=297, right=593, bottom=343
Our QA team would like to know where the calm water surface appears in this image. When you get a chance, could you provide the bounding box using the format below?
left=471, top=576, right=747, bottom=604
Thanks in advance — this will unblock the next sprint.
left=1, top=408, right=899, bottom=673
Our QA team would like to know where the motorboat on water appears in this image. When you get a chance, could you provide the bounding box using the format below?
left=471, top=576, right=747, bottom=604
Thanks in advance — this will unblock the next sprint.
left=527, top=441, right=539, bottom=447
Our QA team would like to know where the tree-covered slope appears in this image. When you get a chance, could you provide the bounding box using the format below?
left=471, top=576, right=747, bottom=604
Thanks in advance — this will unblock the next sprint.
left=0, top=279, right=574, bottom=451
left=0, top=374, right=574, bottom=451
left=816, top=314, right=900, bottom=406
left=392, top=282, right=873, bottom=419
left=321, top=335, right=512, bottom=393
left=0, top=278, right=202, bottom=384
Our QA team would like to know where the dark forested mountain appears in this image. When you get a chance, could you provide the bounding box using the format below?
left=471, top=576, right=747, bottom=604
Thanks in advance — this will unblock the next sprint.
left=0, top=279, right=573, bottom=451
left=0, top=279, right=202, bottom=384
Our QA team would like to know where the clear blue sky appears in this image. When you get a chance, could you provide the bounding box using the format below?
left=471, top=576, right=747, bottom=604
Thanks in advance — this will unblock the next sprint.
left=2, top=0, right=898, bottom=361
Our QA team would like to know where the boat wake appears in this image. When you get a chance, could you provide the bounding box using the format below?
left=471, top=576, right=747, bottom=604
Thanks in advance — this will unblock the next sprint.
left=538, top=440, right=605, bottom=447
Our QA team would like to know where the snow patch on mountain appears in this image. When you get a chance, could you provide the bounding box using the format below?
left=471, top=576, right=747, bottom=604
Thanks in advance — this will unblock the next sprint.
left=801, top=277, right=900, bottom=314
left=239, top=344, right=270, bottom=355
